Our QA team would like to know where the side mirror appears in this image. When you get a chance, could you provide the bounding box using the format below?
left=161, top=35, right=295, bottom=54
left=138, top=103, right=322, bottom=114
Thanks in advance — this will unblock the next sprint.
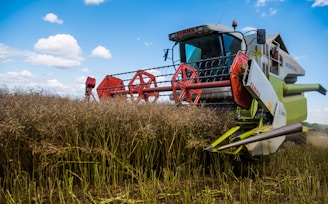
left=163, top=49, right=169, bottom=61
left=257, top=29, right=266, bottom=44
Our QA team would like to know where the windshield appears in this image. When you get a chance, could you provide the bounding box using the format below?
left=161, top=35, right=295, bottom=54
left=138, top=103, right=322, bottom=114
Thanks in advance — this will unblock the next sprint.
left=179, top=33, right=241, bottom=63
left=178, top=33, right=241, bottom=82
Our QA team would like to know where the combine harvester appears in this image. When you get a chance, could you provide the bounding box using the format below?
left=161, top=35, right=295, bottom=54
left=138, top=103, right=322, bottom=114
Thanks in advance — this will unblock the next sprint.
left=85, top=21, right=326, bottom=157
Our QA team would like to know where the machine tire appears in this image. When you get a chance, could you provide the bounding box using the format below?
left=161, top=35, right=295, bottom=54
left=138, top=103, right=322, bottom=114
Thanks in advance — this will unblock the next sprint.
left=285, top=132, right=307, bottom=145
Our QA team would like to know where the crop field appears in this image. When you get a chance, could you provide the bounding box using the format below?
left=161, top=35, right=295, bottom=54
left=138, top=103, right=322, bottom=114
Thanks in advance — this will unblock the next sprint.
left=0, top=89, right=328, bottom=203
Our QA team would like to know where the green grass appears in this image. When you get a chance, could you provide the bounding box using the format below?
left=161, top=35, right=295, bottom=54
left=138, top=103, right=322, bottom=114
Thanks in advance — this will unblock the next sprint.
left=0, top=88, right=327, bottom=203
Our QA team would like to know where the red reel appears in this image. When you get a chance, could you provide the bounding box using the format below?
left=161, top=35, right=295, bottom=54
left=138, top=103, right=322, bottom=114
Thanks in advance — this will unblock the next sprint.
left=128, top=70, right=159, bottom=103
left=171, top=64, right=201, bottom=105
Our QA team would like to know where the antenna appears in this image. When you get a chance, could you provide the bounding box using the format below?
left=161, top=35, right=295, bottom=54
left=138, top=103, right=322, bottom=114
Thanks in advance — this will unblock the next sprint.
left=217, top=12, right=224, bottom=24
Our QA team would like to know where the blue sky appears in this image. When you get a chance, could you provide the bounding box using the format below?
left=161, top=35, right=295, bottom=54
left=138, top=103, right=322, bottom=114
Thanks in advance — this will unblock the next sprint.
left=1, top=0, right=328, bottom=124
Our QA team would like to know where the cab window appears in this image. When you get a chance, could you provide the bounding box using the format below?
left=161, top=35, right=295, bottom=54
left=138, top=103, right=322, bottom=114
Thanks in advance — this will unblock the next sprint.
left=222, top=34, right=241, bottom=56
left=180, top=33, right=241, bottom=63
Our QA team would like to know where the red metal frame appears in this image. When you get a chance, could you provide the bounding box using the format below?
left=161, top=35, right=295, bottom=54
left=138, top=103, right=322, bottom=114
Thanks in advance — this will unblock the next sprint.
left=91, top=75, right=231, bottom=104
left=230, top=52, right=253, bottom=109
left=90, top=64, right=233, bottom=105
left=128, top=70, right=159, bottom=103
left=85, top=77, right=96, bottom=101
left=171, top=64, right=202, bottom=105
left=97, top=75, right=126, bottom=100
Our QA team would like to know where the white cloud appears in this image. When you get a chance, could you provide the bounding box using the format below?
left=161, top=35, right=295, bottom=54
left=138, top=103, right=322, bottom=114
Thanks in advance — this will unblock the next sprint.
left=41, top=78, right=85, bottom=98
left=21, top=70, right=33, bottom=77
left=45, top=72, right=55, bottom=76
left=43, top=13, right=63, bottom=24
left=45, top=79, right=66, bottom=88
left=0, top=70, right=34, bottom=79
left=84, top=0, right=106, bottom=5
left=26, top=53, right=82, bottom=68
left=136, top=38, right=153, bottom=47
left=294, top=54, right=307, bottom=61
left=254, top=0, right=282, bottom=16
left=26, top=34, right=83, bottom=68
left=1, top=36, right=83, bottom=68
left=255, top=0, right=285, bottom=7
left=0, top=69, right=86, bottom=98
left=260, top=12, right=267, bottom=16
left=312, top=0, right=328, bottom=7
left=269, top=8, right=278, bottom=15
left=307, top=108, right=328, bottom=124
left=0, top=70, right=35, bottom=88
left=80, top=68, right=89, bottom=73
left=147, top=69, right=165, bottom=82
left=91, top=46, right=112, bottom=59
left=76, top=76, right=88, bottom=83
left=1, top=58, right=14, bottom=64
left=0, top=43, right=21, bottom=60
left=241, top=26, right=257, bottom=34
left=0, top=44, right=39, bottom=65
left=144, top=42, right=153, bottom=47
left=34, top=34, right=82, bottom=59
left=259, top=8, right=278, bottom=16
left=255, top=0, right=267, bottom=7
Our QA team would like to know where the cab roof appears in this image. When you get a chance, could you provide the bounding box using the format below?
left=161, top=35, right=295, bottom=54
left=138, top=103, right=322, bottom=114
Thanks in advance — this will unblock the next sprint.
left=168, top=24, right=243, bottom=42
left=267, top=34, right=289, bottom=53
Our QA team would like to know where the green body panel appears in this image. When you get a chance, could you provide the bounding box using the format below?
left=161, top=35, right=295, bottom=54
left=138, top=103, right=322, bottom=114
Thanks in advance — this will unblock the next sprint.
left=268, top=75, right=284, bottom=100
left=236, top=100, right=258, bottom=119
left=268, top=75, right=307, bottom=124
left=282, top=95, right=307, bottom=124
left=284, top=84, right=324, bottom=95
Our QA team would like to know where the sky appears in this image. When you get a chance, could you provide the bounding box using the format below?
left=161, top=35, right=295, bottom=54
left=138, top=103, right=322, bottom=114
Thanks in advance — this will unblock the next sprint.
left=0, top=0, right=328, bottom=124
